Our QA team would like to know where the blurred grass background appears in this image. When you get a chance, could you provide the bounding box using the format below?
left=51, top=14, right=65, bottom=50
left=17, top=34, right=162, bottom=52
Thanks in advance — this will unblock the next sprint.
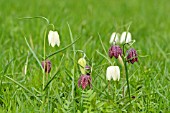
left=0, top=0, right=170, bottom=112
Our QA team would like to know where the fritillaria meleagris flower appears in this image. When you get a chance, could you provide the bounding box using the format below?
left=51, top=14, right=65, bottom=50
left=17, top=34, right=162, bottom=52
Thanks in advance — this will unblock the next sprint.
left=109, top=45, right=122, bottom=59
left=106, top=66, right=120, bottom=81
left=78, top=57, right=86, bottom=74
left=41, top=60, right=51, bottom=73
left=110, top=32, right=119, bottom=45
left=78, top=75, right=92, bottom=90
left=48, top=30, right=60, bottom=47
left=120, top=32, right=132, bottom=44
left=126, top=48, right=138, bottom=64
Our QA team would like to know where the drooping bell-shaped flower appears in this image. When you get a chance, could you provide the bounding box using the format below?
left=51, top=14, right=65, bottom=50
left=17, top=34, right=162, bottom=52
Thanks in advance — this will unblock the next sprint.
left=48, top=30, right=60, bottom=47
left=41, top=59, right=51, bottom=73
left=110, top=32, right=119, bottom=45
left=106, top=66, right=120, bottom=81
left=78, top=58, right=86, bottom=74
left=126, top=48, right=138, bottom=64
left=109, top=45, right=122, bottom=59
left=78, top=74, right=92, bottom=90
left=120, top=32, right=132, bottom=44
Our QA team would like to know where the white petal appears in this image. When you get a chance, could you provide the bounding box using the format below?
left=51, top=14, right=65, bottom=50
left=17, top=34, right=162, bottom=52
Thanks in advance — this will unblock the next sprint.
left=106, top=66, right=115, bottom=81
left=110, top=32, right=119, bottom=44
left=53, top=31, right=60, bottom=47
left=106, top=66, right=120, bottom=81
left=48, top=30, right=60, bottom=47
left=48, top=30, right=53, bottom=46
left=120, top=32, right=132, bottom=44
left=114, top=66, right=120, bottom=81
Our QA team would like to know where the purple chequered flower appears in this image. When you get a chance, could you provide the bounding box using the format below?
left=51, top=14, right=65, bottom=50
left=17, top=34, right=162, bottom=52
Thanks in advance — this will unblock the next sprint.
left=126, top=48, right=138, bottom=64
left=41, top=59, right=51, bottom=73
left=109, top=45, right=122, bottom=59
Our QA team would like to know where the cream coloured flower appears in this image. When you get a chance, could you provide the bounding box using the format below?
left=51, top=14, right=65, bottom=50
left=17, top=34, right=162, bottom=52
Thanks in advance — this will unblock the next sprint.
left=106, top=66, right=120, bottom=81
left=110, top=32, right=119, bottom=45
left=48, top=30, right=60, bottom=47
left=120, top=32, right=132, bottom=44
left=78, top=57, right=86, bottom=74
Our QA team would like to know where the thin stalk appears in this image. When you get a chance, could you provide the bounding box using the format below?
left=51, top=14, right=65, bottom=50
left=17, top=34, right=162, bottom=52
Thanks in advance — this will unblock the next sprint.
left=43, top=28, right=47, bottom=90
left=123, top=44, right=131, bottom=102
left=67, top=23, right=76, bottom=113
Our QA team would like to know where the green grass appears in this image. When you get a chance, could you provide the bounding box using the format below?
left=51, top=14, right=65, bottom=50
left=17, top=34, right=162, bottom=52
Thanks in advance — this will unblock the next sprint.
left=0, top=0, right=170, bottom=112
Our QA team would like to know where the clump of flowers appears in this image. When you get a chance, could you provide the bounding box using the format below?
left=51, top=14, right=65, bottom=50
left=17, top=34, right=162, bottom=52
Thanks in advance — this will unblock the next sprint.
left=107, top=31, right=138, bottom=99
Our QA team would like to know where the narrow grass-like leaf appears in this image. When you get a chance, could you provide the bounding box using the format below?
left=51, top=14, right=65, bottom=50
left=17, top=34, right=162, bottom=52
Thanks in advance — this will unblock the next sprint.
left=24, top=37, right=43, bottom=71
left=43, top=54, right=65, bottom=91
left=98, top=33, right=108, bottom=56
left=67, top=23, right=76, bottom=112
left=4, top=75, right=42, bottom=103
left=18, top=16, right=50, bottom=25
left=3, top=58, right=15, bottom=74
left=46, top=37, right=80, bottom=59
left=96, top=50, right=113, bottom=65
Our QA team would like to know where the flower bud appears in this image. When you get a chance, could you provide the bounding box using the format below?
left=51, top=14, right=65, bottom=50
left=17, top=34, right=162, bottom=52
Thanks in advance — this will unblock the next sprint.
left=85, top=66, right=91, bottom=75
left=78, top=75, right=92, bottom=90
left=78, top=58, right=86, bottom=74
left=41, top=60, right=51, bottom=73
left=106, top=66, right=120, bottom=81
left=126, top=48, right=138, bottom=64
left=109, top=45, right=122, bottom=59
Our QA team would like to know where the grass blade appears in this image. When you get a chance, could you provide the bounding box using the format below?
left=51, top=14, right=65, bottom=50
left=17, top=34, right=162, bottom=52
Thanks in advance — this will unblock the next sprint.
left=43, top=54, right=65, bottom=91
left=46, top=37, right=80, bottom=59
left=24, top=37, right=43, bottom=71
left=4, top=75, right=42, bottom=103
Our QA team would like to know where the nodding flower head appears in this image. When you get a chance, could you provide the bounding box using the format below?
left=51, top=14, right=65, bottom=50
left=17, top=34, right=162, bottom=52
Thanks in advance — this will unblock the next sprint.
left=110, top=32, right=119, bottom=45
left=41, top=60, right=51, bottom=73
left=78, top=74, right=92, bottom=90
left=120, top=32, right=132, bottom=44
left=126, top=48, right=138, bottom=64
left=106, top=66, right=120, bottom=81
left=109, top=45, right=122, bottom=59
left=48, top=30, right=60, bottom=47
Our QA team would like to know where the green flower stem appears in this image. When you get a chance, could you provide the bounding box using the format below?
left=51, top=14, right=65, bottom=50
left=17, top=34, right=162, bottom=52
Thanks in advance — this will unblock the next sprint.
left=123, top=44, right=131, bottom=102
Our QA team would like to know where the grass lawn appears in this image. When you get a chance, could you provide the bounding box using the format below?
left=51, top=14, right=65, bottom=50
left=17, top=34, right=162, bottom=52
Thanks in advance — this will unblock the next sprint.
left=0, top=0, right=170, bottom=112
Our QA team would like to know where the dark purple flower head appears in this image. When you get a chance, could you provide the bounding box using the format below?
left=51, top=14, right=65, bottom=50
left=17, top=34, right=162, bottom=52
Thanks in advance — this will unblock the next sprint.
left=126, top=48, right=138, bottom=64
left=85, top=66, right=91, bottom=75
left=78, top=75, right=92, bottom=90
left=41, top=60, right=51, bottom=73
left=109, top=45, right=122, bottom=59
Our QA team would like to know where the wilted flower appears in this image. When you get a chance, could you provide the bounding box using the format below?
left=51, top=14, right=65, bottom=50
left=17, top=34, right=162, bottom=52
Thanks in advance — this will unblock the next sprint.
left=120, top=32, right=132, bottom=44
left=48, top=30, right=60, bottom=47
left=41, top=59, right=51, bottom=73
left=127, top=48, right=138, bottom=64
left=106, top=66, right=120, bottom=81
left=78, top=57, right=86, bottom=74
left=109, top=45, right=122, bottom=59
left=110, top=32, right=119, bottom=45
left=78, top=75, right=92, bottom=90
